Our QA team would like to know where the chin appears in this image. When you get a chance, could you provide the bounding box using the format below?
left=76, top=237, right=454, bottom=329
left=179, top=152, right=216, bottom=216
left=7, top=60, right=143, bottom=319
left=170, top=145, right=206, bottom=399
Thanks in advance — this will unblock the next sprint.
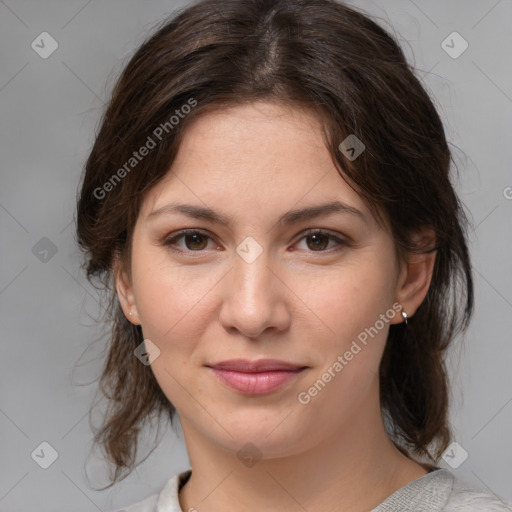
left=212, top=413, right=307, bottom=457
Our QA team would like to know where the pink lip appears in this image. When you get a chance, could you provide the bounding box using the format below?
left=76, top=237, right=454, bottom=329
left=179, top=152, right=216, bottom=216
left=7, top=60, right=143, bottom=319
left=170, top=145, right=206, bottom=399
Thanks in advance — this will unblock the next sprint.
left=206, top=359, right=307, bottom=395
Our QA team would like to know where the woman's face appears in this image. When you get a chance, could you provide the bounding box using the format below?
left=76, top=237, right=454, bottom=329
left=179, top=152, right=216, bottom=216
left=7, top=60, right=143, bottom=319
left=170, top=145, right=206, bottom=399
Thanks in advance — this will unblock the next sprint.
left=118, top=101, right=410, bottom=458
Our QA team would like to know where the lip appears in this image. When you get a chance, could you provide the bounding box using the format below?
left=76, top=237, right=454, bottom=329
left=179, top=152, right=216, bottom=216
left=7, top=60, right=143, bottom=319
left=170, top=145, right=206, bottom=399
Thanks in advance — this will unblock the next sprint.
left=206, top=359, right=308, bottom=395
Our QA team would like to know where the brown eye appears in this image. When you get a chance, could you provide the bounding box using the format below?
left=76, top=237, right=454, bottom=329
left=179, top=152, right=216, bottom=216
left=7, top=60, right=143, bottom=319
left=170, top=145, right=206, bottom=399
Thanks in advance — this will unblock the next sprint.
left=295, top=230, right=347, bottom=253
left=305, top=233, right=330, bottom=251
left=182, top=233, right=209, bottom=250
left=163, top=230, right=214, bottom=252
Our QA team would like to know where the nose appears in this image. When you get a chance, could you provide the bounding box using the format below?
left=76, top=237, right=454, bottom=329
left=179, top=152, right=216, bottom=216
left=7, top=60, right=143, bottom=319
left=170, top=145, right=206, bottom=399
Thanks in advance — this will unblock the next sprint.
left=218, top=247, right=291, bottom=340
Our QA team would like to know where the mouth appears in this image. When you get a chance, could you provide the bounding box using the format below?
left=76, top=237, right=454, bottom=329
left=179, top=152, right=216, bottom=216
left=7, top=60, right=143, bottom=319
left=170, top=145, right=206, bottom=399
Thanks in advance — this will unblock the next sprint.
left=205, top=359, right=308, bottom=395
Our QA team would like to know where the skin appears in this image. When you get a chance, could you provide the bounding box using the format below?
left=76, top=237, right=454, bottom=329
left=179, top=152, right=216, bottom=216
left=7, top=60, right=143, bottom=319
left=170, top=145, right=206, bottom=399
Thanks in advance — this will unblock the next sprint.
left=115, top=101, right=436, bottom=512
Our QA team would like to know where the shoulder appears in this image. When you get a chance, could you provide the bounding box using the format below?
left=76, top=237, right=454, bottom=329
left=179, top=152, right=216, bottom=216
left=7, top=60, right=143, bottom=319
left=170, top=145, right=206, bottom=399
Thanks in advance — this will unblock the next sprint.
left=107, top=493, right=159, bottom=512
left=106, top=469, right=191, bottom=512
left=372, top=467, right=511, bottom=512
left=444, top=472, right=512, bottom=512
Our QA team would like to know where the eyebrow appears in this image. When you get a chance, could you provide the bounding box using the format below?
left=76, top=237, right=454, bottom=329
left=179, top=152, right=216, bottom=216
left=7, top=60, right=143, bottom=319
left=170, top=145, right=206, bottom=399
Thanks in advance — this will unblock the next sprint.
left=147, top=201, right=367, bottom=227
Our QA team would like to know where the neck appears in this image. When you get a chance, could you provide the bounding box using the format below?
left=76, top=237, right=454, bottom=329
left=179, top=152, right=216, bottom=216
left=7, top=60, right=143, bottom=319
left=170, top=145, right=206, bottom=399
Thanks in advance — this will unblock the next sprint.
left=178, top=397, right=428, bottom=512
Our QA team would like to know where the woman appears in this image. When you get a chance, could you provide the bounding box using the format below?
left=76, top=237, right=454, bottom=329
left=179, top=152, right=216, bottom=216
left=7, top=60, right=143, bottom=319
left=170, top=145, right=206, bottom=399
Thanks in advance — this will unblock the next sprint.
left=76, top=0, right=511, bottom=510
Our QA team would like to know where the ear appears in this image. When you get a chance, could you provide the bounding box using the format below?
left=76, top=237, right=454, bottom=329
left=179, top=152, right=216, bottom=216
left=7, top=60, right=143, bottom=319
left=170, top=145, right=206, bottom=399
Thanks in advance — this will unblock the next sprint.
left=390, top=227, right=436, bottom=325
left=113, top=253, right=141, bottom=325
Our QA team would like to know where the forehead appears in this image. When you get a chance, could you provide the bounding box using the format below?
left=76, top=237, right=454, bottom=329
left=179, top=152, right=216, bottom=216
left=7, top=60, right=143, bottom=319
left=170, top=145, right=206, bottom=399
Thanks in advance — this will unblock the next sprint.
left=140, top=101, right=375, bottom=228
left=174, top=101, right=330, bottom=169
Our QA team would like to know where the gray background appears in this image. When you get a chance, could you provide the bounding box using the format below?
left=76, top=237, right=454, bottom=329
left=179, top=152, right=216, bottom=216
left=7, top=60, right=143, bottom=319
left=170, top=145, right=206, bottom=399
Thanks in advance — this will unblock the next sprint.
left=1, top=0, right=511, bottom=510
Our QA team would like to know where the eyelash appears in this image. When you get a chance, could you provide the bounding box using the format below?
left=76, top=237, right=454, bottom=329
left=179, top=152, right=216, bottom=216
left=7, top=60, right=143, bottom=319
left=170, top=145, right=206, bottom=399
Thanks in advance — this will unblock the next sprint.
left=162, top=228, right=348, bottom=256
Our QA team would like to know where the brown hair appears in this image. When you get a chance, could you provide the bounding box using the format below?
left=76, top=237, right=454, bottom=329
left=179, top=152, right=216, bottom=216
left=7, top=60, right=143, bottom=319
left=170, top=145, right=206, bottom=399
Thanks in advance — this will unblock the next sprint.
left=76, top=0, right=473, bottom=487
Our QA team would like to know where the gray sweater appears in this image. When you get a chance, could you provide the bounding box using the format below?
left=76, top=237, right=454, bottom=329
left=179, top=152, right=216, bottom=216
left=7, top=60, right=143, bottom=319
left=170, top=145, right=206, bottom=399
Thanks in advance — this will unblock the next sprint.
left=111, top=467, right=512, bottom=511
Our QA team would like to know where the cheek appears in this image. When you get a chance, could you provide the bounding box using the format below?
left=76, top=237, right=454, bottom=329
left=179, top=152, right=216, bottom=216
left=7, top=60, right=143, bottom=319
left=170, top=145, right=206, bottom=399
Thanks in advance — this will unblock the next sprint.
left=130, top=255, right=214, bottom=408
left=293, top=254, right=397, bottom=343
left=130, top=246, right=224, bottom=359
left=294, top=263, right=396, bottom=422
